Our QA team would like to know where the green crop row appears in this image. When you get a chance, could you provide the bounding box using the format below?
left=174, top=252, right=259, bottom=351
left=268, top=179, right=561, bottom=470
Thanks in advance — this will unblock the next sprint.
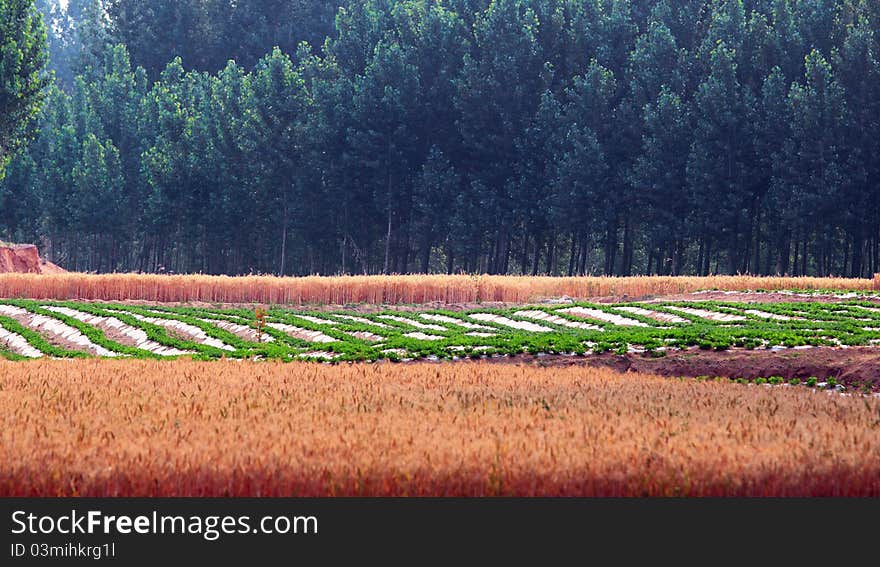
left=0, top=299, right=878, bottom=362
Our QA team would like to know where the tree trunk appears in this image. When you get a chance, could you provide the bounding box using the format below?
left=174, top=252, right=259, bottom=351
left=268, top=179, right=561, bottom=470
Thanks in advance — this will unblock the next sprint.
left=604, top=222, right=618, bottom=276
left=384, top=170, right=393, bottom=275
left=801, top=233, right=808, bottom=276
left=578, top=234, right=589, bottom=275
left=547, top=232, right=557, bottom=275
left=697, top=238, right=705, bottom=277
left=621, top=218, right=633, bottom=277
left=531, top=236, right=542, bottom=276
left=279, top=206, right=288, bottom=277
left=851, top=232, right=863, bottom=278
left=420, top=238, right=432, bottom=274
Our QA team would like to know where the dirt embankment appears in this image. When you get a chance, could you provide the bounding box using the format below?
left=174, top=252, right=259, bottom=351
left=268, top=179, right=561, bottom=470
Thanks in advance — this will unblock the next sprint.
left=498, top=347, right=880, bottom=389
left=0, top=243, right=65, bottom=274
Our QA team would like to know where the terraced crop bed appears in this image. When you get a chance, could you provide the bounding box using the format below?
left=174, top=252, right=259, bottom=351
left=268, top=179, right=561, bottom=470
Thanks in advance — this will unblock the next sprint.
left=1, top=299, right=880, bottom=362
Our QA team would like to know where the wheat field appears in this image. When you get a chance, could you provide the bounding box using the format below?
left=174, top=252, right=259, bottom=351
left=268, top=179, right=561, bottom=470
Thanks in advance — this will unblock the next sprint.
left=0, top=273, right=876, bottom=304
left=2, top=359, right=878, bottom=496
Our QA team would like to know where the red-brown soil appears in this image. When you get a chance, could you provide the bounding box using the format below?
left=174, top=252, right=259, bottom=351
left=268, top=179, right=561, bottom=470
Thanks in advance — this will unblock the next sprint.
left=485, top=347, right=880, bottom=389
left=646, top=290, right=880, bottom=304
left=0, top=243, right=65, bottom=274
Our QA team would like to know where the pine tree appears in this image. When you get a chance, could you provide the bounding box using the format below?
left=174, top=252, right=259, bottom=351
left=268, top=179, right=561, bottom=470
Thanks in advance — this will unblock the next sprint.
left=687, top=41, right=756, bottom=274
left=0, top=0, right=49, bottom=172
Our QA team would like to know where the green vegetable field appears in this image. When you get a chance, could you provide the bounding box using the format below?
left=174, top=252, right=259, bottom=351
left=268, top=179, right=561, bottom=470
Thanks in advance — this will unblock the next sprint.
left=1, top=299, right=879, bottom=362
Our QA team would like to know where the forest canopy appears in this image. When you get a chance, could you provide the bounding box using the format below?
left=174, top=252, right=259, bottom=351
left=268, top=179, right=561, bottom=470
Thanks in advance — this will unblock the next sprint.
left=0, top=0, right=49, bottom=173
left=1, top=0, right=879, bottom=278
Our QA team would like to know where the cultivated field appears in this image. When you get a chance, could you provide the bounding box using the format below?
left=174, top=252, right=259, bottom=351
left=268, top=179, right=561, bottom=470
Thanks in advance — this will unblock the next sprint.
left=0, top=273, right=877, bottom=304
left=2, top=360, right=878, bottom=497
left=3, top=276, right=880, bottom=497
left=1, top=298, right=879, bottom=368
left=0, top=296, right=880, bottom=368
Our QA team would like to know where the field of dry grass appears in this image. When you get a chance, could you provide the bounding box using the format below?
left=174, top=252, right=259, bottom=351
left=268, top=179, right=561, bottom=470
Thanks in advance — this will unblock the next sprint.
left=2, top=359, right=878, bottom=496
left=0, top=273, right=877, bottom=305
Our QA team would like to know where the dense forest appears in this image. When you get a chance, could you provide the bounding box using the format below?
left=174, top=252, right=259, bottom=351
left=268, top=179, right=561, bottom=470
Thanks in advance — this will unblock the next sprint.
left=1, top=0, right=879, bottom=277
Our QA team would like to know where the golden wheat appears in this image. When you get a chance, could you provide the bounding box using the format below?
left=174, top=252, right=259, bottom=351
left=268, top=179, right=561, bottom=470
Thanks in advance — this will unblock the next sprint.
left=0, top=273, right=873, bottom=304
left=1, top=359, right=878, bottom=496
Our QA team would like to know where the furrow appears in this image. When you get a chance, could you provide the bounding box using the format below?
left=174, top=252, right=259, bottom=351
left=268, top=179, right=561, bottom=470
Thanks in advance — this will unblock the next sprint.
left=513, top=310, right=602, bottom=330
left=557, top=307, right=649, bottom=327
left=614, top=306, right=689, bottom=324
left=377, top=315, right=448, bottom=331
left=419, top=314, right=494, bottom=331
left=0, top=326, right=43, bottom=358
left=44, top=306, right=193, bottom=356
left=469, top=313, right=554, bottom=332
left=127, top=313, right=236, bottom=351
left=265, top=322, right=336, bottom=343
left=0, top=305, right=118, bottom=357
left=663, top=306, right=747, bottom=322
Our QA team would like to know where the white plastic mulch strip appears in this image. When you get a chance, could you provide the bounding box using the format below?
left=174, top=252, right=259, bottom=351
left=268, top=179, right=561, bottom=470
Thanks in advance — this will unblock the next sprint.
left=0, top=305, right=107, bottom=356
left=465, top=332, right=496, bottom=338
left=126, top=313, right=236, bottom=351
left=419, top=314, right=494, bottom=330
left=29, top=314, right=119, bottom=357
left=448, top=345, right=492, bottom=352
left=141, top=309, right=251, bottom=326
left=43, top=306, right=192, bottom=357
left=332, top=314, right=391, bottom=328
left=377, top=315, right=448, bottom=331
left=194, top=317, right=274, bottom=343
left=291, top=314, right=339, bottom=326
left=614, top=306, right=689, bottom=324
left=381, top=348, right=409, bottom=356
left=403, top=332, right=445, bottom=341
left=743, top=309, right=794, bottom=321
left=0, top=305, right=34, bottom=317
left=347, top=331, right=383, bottom=342
left=513, top=310, right=602, bottom=330
left=662, top=307, right=747, bottom=322
left=468, top=313, right=554, bottom=333
left=265, top=322, right=336, bottom=343
left=773, top=291, right=872, bottom=299
left=557, top=307, right=649, bottom=327
left=0, top=326, right=43, bottom=358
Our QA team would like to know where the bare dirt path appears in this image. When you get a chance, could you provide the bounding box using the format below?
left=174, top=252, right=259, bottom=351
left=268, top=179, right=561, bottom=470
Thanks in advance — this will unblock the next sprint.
left=468, top=347, right=880, bottom=388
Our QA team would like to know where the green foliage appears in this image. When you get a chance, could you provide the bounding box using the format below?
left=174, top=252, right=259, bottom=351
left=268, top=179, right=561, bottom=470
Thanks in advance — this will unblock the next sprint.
left=2, top=0, right=880, bottom=278
left=1, top=298, right=877, bottom=364
left=0, top=314, right=89, bottom=358
left=0, top=0, right=50, bottom=174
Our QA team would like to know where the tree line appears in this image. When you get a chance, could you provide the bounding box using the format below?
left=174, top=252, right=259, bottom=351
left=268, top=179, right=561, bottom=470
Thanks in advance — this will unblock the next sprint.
left=1, top=0, right=879, bottom=277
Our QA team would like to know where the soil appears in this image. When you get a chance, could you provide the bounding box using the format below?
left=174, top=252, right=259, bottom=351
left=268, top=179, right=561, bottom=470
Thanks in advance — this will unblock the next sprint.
left=645, top=290, right=880, bottom=304
left=2, top=310, right=94, bottom=355
left=474, top=347, right=880, bottom=389
left=0, top=243, right=65, bottom=274
left=88, top=318, right=141, bottom=348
